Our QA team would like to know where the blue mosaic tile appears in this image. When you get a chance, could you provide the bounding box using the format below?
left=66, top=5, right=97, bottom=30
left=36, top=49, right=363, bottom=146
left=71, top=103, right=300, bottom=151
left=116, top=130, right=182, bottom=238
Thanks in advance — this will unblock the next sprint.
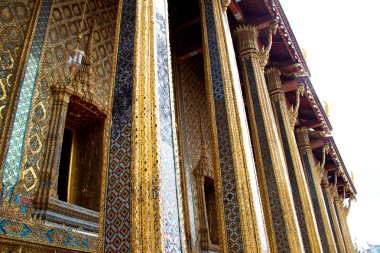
left=301, top=153, right=330, bottom=252
left=103, top=0, right=136, bottom=252
left=273, top=100, right=310, bottom=251
left=204, top=0, right=244, bottom=251
left=1, top=0, right=53, bottom=201
left=244, top=59, right=290, bottom=252
left=322, top=189, right=340, bottom=252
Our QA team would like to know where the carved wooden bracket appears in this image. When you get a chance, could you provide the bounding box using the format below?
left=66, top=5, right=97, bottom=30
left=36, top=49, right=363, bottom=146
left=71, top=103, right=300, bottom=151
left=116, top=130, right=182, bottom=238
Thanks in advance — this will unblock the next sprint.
left=316, top=144, right=329, bottom=182
left=288, top=83, right=304, bottom=129
left=221, top=0, right=231, bottom=12
left=259, top=20, right=278, bottom=67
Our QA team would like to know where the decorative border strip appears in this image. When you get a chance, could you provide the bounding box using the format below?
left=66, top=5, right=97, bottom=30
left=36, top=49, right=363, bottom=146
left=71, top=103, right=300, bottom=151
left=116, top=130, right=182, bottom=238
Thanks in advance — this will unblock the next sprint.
left=0, top=218, right=97, bottom=252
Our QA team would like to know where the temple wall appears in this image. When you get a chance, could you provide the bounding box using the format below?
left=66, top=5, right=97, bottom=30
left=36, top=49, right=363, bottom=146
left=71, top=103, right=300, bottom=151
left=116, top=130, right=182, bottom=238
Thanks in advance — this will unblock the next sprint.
left=0, top=1, right=119, bottom=251
left=17, top=0, right=118, bottom=201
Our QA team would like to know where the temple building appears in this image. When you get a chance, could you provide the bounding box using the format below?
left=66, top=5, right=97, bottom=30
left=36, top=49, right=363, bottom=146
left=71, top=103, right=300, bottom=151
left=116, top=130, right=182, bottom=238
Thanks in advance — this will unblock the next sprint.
left=0, top=0, right=356, bottom=252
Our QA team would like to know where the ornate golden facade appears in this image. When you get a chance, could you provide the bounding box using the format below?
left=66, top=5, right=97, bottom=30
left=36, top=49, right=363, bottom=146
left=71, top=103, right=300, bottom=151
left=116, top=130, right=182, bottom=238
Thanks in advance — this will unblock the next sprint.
left=0, top=0, right=356, bottom=252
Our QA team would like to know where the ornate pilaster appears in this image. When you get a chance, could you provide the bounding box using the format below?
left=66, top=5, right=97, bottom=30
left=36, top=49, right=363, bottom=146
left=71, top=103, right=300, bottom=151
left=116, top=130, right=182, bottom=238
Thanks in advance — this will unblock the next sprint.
left=99, top=0, right=186, bottom=252
left=322, top=176, right=347, bottom=253
left=35, top=87, right=70, bottom=209
left=334, top=194, right=354, bottom=253
left=296, top=127, right=338, bottom=252
left=266, top=68, right=322, bottom=252
left=235, top=25, right=303, bottom=252
left=200, top=0, right=267, bottom=252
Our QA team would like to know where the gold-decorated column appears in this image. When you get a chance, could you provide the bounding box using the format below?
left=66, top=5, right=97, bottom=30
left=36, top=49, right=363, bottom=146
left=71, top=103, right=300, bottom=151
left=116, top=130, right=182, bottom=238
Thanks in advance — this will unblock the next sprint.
left=296, top=127, right=338, bottom=252
left=334, top=194, right=355, bottom=253
left=35, top=86, right=70, bottom=210
left=265, top=68, right=322, bottom=252
left=200, top=0, right=268, bottom=251
left=235, top=25, right=304, bottom=252
left=99, top=0, right=187, bottom=252
left=322, top=175, right=347, bottom=253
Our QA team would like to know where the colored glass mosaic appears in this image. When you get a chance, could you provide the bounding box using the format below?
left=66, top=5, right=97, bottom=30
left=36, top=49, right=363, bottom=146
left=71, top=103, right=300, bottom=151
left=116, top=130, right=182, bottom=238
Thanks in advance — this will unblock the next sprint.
left=1, top=0, right=52, bottom=201
left=323, top=190, right=340, bottom=251
left=274, top=101, right=311, bottom=251
left=204, top=0, right=244, bottom=251
left=102, top=0, right=136, bottom=252
left=244, top=59, right=289, bottom=252
left=301, top=153, right=330, bottom=252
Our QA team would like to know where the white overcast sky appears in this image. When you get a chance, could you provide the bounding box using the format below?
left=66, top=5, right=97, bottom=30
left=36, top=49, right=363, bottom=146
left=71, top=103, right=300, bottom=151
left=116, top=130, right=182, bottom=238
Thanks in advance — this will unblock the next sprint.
left=280, top=0, right=380, bottom=248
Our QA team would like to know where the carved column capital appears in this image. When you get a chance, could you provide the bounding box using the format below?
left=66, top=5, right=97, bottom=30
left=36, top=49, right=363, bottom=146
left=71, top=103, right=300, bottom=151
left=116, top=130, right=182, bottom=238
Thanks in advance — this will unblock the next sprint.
left=51, top=84, right=72, bottom=104
left=295, top=126, right=311, bottom=152
left=235, top=25, right=260, bottom=58
left=265, top=67, right=283, bottom=98
left=235, top=23, right=278, bottom=67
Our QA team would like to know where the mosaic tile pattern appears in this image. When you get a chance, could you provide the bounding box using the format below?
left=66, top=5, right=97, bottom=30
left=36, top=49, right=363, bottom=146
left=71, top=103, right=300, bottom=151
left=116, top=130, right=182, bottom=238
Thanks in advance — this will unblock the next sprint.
left=244, top=59, right=289, bottom=252
left=204, top=0, right=244, bottom=251
left=1, top=0, right=52, bottom=201
left=0, top=218, right=97, bottom=251
left=155, top=9, right=182, bottom=252
left=103, top=0, right=135, bottom=251
left=273, top=101, right=310, bottom=251
left=0, top=0, right=36, bottom=141
left=322, top=190, right=340, bottom=253
left=301, top=153, right=330, bottom=252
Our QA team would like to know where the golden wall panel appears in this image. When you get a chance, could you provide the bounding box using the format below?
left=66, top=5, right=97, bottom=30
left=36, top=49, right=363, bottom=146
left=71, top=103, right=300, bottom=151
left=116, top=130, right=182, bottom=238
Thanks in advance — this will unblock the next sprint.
left=177, top=54, right=214, bottom=250
left=180, top=55, right=213, bottom=179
